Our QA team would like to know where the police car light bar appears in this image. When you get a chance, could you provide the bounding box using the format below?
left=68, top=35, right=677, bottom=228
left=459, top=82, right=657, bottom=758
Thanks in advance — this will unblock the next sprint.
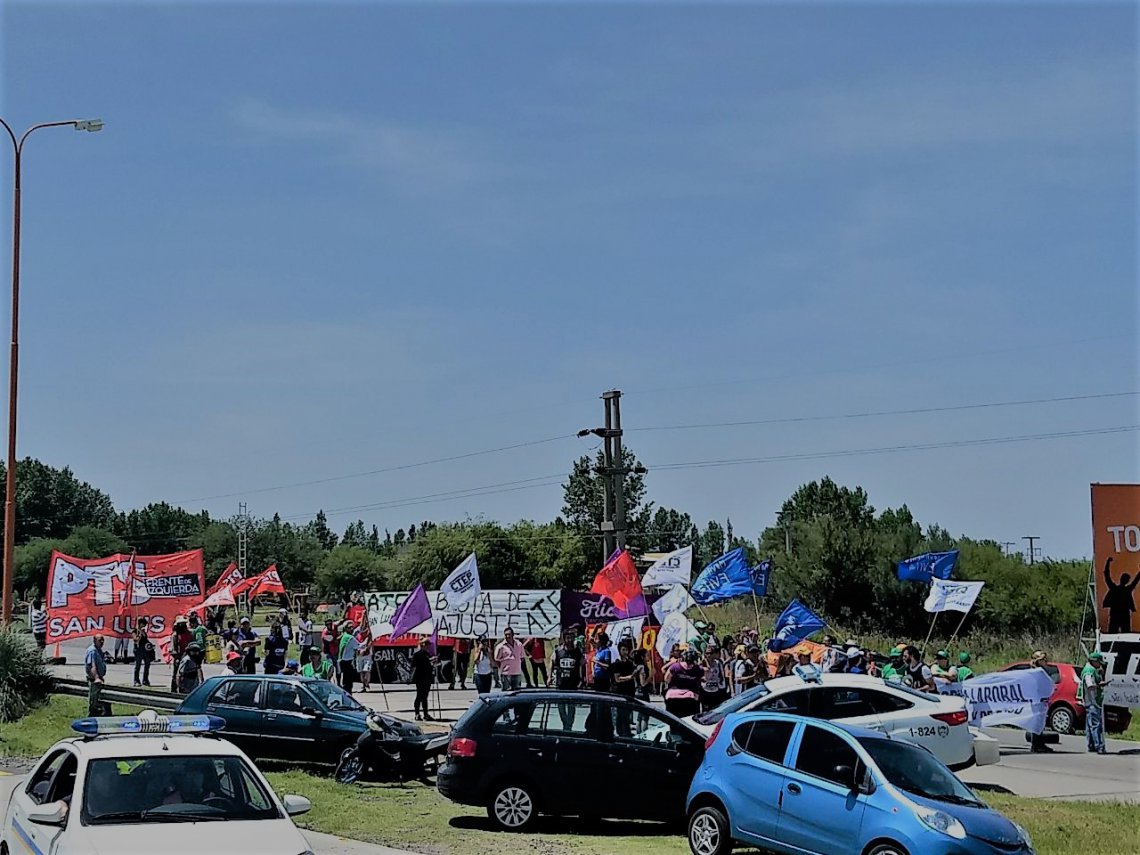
left=71, top=710, right=226, bottom=736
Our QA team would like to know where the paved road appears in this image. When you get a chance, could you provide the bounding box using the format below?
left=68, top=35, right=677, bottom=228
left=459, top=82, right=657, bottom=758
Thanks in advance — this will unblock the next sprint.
left=46, top=641, right=1140, bottom=802
left=0, top=771, right=415, bottom=855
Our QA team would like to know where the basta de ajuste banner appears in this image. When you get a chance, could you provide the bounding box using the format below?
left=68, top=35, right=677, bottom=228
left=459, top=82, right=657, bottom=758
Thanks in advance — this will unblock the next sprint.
left=47, top=549, right=206, bottom=643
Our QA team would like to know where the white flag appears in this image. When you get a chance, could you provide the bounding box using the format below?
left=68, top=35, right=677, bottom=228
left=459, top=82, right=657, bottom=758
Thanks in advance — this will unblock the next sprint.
left=604, top=616, right=645, bottom=658
left=441, top=553, right=481, bottom=610
left=652, top=583, right=696, bottom=623
left=924, top=579, right=985, bottom=614
left=642, top=545, right=693, bottom=588
left=655, top=610, right=701, bottom=658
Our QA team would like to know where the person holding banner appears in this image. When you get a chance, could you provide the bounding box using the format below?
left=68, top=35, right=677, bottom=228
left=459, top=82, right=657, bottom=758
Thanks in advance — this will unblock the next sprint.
left=1028, top=651, right=1054, bottom=753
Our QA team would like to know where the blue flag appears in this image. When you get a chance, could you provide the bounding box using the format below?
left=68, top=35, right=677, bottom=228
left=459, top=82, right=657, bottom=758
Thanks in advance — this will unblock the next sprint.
left=769, top=599, right=826, bottom=652
left=750, top=560, right=772, bottom=596
left=691, top=548, right=764, bottom=605
left=897, top=550, right=959, bottom=583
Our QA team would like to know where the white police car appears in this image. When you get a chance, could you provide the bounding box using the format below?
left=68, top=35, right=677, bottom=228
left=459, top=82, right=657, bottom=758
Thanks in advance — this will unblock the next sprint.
left=0, top=711, right=316, bottom=855
left=685, top=669, right=1000, bottom=770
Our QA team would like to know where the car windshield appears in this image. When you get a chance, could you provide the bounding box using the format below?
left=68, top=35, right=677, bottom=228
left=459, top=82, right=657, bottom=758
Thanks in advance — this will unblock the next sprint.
left=305, top=679, right=365, bottom=711
left=693, top=683, right=771, bottom=725
left=82, top=756, right=280, bottom=824
left=858, top=738, right=983, bottom=806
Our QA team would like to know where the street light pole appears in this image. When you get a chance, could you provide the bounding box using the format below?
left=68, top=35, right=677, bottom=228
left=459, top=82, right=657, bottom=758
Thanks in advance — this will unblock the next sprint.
left=0, top=117, right=102, bottom=625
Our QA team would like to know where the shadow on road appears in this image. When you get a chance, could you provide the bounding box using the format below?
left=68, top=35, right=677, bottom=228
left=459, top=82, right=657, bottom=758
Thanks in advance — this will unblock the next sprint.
left=448, top=815, right=678, bottom=837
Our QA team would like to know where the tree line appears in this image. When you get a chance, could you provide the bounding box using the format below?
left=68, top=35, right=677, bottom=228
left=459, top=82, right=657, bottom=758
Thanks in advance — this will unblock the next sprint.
left=4, top=452, right=1088, bottom=639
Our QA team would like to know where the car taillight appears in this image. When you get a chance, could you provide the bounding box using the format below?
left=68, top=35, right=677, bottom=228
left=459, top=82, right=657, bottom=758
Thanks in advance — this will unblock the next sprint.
left=704, top=720, right=724, bottom=751
left=932, top=710, right=968, bottom=727
left=448, top=737, right=477, bottom=758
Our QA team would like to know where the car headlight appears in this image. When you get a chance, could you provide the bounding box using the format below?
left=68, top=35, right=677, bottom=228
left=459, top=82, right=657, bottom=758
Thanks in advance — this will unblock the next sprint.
left=1013, top=821, right=1032, bottom=848
left=914, top=804, right=967, bottom=840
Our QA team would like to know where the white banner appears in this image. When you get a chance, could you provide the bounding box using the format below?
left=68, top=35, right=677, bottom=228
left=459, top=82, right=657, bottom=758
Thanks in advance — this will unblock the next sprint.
left=937, top=668, right=1054, bottom=733
left=924, top=579, right=985, bottom=613
left=364, top=589, right=561, bottom=639
left=642, top=545, right=693, bottom=588
left=655, top=610, right=701, bottom=658
left=440, top=553, right=481, bottom=611
left=652, top=583, right=696, bottom=623
left=604, top=616, right=645, bottom=658
left=1099, top=633, right=1140, bottom=709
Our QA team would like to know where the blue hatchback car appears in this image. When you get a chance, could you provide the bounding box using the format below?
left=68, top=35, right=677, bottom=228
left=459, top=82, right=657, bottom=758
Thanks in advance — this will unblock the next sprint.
left=686, top=712, right=1034, bottom=855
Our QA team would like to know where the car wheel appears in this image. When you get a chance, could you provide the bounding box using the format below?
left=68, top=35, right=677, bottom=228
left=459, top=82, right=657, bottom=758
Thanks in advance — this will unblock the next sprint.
left=867, top=843, right=910, bottom=855
left=1048, top=704, right=1075, bottom=735
left=488, top=782, right=537, bottom=831
left=688, top=806, right=732, bottom=855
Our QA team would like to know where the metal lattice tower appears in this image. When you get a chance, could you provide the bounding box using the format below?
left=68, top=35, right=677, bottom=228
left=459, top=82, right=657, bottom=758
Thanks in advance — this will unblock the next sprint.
left=237, top=502, right=249, bottom=576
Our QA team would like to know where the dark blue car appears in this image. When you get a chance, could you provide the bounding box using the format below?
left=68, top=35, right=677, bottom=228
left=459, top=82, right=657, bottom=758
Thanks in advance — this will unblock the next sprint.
left=177, top=674, right=445, bottom=763
left=686, top=712, right=1034, bottom=855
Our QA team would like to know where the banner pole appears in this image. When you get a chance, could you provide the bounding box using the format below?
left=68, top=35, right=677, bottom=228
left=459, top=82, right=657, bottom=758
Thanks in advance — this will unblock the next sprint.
left=947, top=610, right=971, bottom=648
left=751, top=591, right=763, bottom=637
left=922, top=611, right=939, bottom=652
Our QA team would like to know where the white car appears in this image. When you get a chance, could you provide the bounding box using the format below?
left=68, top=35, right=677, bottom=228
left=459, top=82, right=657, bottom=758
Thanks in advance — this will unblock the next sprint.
left=1, top=711, right=316, bottom=855
left=684, top=671, right=999, bottom=770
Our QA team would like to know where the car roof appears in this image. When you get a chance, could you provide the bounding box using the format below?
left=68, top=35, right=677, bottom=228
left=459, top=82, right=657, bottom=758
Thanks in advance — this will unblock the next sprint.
left=201, top=674, right=321, bottom=684
left=729, top=710, right=889, bottom=742
left=762, top=672, right=903, bottom=693
left=52, top=734, right=246, bottom=760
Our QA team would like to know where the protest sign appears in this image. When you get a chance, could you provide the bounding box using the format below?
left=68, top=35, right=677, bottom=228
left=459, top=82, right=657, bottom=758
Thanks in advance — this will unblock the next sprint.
left=1098, top=633, right=1140, bottom=708
left=365, top=589, right=562, bottom=639
left=47, top=549, right=205, bottom=642
left=937, top=668, right=1054, bottom=733
left=1091, top=484, right=1140, bottom=634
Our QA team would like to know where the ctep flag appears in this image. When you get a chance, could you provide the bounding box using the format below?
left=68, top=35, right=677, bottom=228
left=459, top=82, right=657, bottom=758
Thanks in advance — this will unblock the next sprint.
left=590, top=549, right=648, bottom=618
left=441, top=553, right=481, bottom=611
left=641, top=546, right=693, bottom=588
left=652, top=583, right=696, bottom=623
left=897, top=550, right=959, bottom=583
left=390, top=584, right=433, bottom=640
left=924, top=579, right=985, bottom=614
left=691, top=548, right=762, bottom=605
left=769, top=599, right=826, bottom=652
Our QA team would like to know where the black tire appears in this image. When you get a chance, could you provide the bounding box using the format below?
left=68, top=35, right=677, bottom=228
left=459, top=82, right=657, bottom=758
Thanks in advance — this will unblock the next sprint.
left=867, top=843, right=910, bottom=855
left=335, top=748, right=363, bottom=785
left=487, top=781, right=538, bottom=831
left=1048, top=703, right=1076, bottom=735
left=688, top=805, right=732, bottom=855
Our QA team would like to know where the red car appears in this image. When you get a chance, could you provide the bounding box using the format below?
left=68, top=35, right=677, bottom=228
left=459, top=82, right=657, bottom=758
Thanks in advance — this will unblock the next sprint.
left=1000, top=660, right=1132, bottom=734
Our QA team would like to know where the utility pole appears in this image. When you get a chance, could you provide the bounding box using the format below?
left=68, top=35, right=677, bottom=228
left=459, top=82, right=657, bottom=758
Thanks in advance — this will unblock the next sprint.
left=599, top=397, right=615, bottom=557
left=1000, top=541, right=1016, bottom=556
left=1022, top=536, right=1040, bottom=565
left=607, top=390, right=627, bottom=552
left=578, top=390, right=645, bottom=559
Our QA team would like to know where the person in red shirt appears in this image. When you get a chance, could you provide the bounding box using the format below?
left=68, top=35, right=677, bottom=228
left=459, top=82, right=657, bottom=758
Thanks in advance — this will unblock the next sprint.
left=523, top=636, right=547, bottom=687
left=449, top=638, right=470, bottom=690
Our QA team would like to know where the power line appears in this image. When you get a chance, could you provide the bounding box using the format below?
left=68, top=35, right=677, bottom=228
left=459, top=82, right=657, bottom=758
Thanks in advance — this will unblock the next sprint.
left=649, top=425, right=1139, bottom=471
left=630, top=391, right=1138, bottom=433
left=174, top=434, right=576, bottom=504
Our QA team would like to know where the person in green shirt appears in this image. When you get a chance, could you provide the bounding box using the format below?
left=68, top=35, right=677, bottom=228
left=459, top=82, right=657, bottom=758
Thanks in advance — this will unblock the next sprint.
left=301, top=647, right=334, bottom=680
left=956, top=651, right=974, bottom=681
left=1078, top=651, right=1109, bottom=754
left=880, top=646, right=905, bottom=681
left=931, top=650, right=956, bottom=684
left=188, top=613, right=208, bottom=649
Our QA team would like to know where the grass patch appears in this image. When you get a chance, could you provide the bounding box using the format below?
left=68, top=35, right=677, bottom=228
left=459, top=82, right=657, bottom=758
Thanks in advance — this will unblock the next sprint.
left=264, top=772, right=1139, bottom=855
left=0, top=695, right=144, bottom=759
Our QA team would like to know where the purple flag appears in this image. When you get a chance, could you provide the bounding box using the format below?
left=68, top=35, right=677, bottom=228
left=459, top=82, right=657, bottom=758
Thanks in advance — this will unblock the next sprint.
left=427, top=619, right=440, bottom=656
left=390, top=584, right=432, bottom=640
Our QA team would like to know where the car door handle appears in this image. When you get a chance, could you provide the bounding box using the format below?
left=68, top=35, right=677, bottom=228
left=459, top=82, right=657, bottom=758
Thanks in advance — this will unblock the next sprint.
left=786, top=783, right=801, bottom=795
left=266, top=713, right=278, bottom=720
left=527, top=747, right=545, bottom=759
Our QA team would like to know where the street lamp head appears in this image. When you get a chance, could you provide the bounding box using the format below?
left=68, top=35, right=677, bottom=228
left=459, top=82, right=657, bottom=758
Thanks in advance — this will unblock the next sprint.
left=73, top=119, right=104, bottom=133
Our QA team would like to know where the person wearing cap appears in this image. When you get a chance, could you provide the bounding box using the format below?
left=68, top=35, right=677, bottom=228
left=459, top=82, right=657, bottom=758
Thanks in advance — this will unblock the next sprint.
left=224, top=650, right=243, bottom=676
left=792, top=645, right=818, bottom=680
left=236, top=616, right=260, bottom=675
left=932, top=650, right=956, bottom=684
left=956, top=651, right=974, bottom=681
left=880, top=646, right=905, bottom=681
left=277, top=607, right=293, bottom=645
left=188, top=612, right=208, bottom=650
left=301, top=646, right=334, bottom=680
left=281, top=658, right=300, bottom=676
left=1078, top=651, right=1110, bottom=754
left=177, top=642, right=205, bottom=694
left=1027, top=651, right=1054, bottom=752
left=842, top=646, right=867, bottom=675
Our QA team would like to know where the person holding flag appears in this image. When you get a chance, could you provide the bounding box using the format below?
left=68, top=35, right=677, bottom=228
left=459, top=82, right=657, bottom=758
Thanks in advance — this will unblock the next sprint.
left=411, top=637, right=437, bottom=721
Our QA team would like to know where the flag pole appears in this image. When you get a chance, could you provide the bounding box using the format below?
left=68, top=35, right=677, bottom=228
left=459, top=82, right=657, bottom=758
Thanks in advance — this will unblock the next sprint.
left=751, top=590, right=763, bottom=637
left=922, top=612, right=939, bottom=652
left=947, top=610, right=971, bottom=648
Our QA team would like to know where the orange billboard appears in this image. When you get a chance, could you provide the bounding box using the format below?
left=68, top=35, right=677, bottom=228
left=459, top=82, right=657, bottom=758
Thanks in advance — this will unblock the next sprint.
left=1092, top=484, right=1140, bottom=634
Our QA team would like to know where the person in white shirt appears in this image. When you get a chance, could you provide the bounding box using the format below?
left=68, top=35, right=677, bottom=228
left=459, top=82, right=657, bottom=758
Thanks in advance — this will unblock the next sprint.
left=28, top=599, right=48, bottom=650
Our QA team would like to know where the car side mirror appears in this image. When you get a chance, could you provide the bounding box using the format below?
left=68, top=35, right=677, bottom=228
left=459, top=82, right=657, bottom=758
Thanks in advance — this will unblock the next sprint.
left=282, top=794, right=312, bottom=817
left=26, top=801, right=68, bottom=826
left=302, top=707, right=322, bottom=718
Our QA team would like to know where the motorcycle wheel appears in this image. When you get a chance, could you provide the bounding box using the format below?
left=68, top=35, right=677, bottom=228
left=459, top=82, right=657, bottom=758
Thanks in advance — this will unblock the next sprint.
left=335, top=749, right=364, bottom=785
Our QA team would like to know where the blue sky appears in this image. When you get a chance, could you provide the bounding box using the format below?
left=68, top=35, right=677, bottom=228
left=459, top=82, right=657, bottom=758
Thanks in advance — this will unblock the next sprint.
left=1, top=1, right=1136, bottom=560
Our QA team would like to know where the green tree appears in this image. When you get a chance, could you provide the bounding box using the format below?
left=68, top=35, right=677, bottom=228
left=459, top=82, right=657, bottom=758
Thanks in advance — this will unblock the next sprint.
left=0, top=458, right=116, bottom=546
left=304, top=510, right=338, bottom=551
left=316, top=545, right=388, bottom=596
left=14, top=526, right=128, bottom=598
left=561, top=446, right=650, bottom=565
left=115, top=502, right=210, bottom=554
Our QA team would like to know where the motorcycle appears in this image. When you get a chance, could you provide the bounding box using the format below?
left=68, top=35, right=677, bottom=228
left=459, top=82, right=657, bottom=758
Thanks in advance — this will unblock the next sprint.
left=335, top=712, right=448, bottom=784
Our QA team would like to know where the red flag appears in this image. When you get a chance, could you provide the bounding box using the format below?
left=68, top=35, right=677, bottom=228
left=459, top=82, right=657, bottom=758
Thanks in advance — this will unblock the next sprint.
left=248, top=564, right=285, bottom=598
left=590, top=549, right=648, bottom=618
left=207, top=562, right=242, bottom=597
